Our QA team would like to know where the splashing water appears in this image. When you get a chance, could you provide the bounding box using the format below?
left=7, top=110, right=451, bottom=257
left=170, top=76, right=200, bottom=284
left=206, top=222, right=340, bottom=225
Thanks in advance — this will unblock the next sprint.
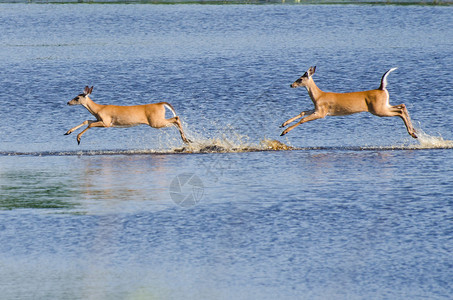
left=2, top=122, right=450, bottom=157
left=175, top=121, right=453, bottom=153
left=411, top=129, right=453, bottom=149
left=363, top=127, right=453, bottom=151
left=170, top=122, right=295, bottom=153
left=173, top=136, right=294, bottom=153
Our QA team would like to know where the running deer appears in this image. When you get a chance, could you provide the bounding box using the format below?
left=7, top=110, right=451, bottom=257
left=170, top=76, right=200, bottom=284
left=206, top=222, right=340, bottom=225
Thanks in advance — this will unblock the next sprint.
left=65, top=86, right=191, bottom=145
left=280, top=67, right=417, bottom=138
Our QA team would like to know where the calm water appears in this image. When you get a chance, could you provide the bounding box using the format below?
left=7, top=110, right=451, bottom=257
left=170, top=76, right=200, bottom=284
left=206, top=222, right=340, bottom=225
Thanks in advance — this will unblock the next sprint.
left=1, top=3, right=452, bottom=299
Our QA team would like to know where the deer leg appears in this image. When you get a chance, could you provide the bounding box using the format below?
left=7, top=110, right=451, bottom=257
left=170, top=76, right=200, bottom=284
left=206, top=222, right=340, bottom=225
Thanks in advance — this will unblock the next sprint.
left=280, top=109, right=315, bottom=128
left=390, top=104, right=417, bottom=138
left=173, top=117, right=191, bottom=144
left=65, top=120, right=91, bottom=135
left=76, top=120, right=106, bottom=145
left=373, top=104, right=417, bottom=139
left=280, top=111, right=325, bottom=136
left=157, top=117, right=191, bottom=144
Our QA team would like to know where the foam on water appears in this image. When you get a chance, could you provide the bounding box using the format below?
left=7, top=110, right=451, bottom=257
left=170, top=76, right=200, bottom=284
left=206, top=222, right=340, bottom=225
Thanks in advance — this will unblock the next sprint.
left=169, top=122, right=296, bottom=153
left=0, top=133, right=295, bottom=156
left=2, top=135, right=452, bottom=156
left=412, top=130, right=453, bottom=149
left=379, top=128, right=453, bottom=150
left=1, top=124, right=451, bottom=156
left=173, top=136, right=294, bottom=153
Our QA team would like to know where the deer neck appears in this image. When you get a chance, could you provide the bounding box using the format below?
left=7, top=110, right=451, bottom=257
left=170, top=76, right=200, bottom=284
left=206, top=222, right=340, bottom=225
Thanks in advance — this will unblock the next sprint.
left=83, top=97, right=103, bottom=116
left=305, top=79, right=323, bottom=103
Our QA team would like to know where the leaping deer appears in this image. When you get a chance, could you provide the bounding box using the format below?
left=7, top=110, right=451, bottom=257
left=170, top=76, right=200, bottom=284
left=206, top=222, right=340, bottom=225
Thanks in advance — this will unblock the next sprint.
left=280, top=66, right=417, bottom=139
left=65, top=86, right=191, bottom=145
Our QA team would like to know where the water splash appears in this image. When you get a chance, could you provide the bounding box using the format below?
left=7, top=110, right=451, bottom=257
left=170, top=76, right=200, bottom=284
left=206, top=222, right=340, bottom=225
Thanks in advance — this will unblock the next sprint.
left=2, top=124, right=451, bottom=156
left=361, top=127, right=453, bottom=150
left=173, top=137, right=294, bottom=153
left=260, top=139, right=295, bottom=151
left=170, top=122, right=295, bottom=153
left=411, top=130, right=453, bottom=149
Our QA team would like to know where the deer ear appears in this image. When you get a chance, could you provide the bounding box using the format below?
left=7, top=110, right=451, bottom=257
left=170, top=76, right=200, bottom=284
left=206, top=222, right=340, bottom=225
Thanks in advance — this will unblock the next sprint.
left=89, top=86, right=93, bottom=94
left=83, top=86, right=90, bottom=94
left=307, top=66, right=316, bottom=77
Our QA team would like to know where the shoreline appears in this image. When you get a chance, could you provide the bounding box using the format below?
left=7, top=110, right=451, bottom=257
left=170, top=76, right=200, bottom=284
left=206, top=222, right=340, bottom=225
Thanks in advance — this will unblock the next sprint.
left=3, top=0, right=453, bottom=6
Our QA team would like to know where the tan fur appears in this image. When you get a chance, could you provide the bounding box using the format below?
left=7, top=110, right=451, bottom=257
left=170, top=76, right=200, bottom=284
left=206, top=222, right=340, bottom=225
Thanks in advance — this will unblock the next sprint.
left=280, top=67, right=417, bottom=138
left=65, top=86, right=190, bottom=144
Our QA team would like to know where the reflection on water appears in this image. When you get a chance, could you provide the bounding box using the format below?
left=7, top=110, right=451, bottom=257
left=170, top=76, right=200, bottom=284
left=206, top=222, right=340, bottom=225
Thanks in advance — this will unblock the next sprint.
left=1, top=147, right=452, bottom=299
left=0, top=155, right=179, bottom=214
left=0, top=170, right=78, bottom=210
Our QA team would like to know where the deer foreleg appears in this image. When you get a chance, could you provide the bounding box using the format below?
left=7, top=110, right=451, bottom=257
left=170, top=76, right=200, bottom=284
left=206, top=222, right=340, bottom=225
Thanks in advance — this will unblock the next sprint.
left=76, top=120, right=106, bottom=145
left=65, top=120, right=91, bottom=135
left=280, top=109, right=315, bottom=128
left=280, top=111, right=325, bottom=136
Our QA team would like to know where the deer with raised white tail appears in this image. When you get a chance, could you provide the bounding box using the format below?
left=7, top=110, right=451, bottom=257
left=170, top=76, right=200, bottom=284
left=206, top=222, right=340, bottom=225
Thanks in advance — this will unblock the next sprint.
left=65, top=86, right=191, bottom=145
left=280, top=66, right=417, bottom=139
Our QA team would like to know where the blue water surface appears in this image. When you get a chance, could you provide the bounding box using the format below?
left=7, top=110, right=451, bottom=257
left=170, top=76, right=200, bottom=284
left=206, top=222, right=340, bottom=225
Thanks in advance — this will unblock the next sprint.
left=0, top=3, right=452, bottom=299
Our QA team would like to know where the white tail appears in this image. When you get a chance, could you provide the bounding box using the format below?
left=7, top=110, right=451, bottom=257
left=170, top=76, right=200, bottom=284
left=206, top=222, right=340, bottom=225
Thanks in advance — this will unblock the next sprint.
left=379, top=67, right=398, bottom=90
left=280, top=66, right=417, bottom=139
left=65, top=86, right=191, bottom=145
left=164, top=103, right=177, bottom=118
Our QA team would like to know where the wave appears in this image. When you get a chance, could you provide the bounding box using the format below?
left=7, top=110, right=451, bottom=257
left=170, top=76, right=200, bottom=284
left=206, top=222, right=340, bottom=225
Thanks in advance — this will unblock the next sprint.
left=2, top=139, right=452, bottom=157
left=0, top=139, right=294, bottom=157
left=1, top=127, right=452, bottom=157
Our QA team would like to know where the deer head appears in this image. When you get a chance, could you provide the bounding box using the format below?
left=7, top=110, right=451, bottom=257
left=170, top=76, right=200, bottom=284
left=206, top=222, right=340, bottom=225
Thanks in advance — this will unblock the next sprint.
left=67, top=86, right=93, bottom=106
left=290, top=66, right=316, bottom=88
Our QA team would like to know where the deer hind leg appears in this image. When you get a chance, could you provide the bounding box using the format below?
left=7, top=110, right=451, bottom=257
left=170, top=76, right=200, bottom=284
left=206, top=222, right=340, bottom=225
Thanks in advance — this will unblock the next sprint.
left=281, top=109, right=315, bottom=128
left=75, top=120, right=106, bottom=145
left=373, top=104, right=417, bottom=139
left=391, top=104, right=417, bottom=138
left=157, top=116, right=191, bottom=144
left=280, top=111, right=326, bottom=136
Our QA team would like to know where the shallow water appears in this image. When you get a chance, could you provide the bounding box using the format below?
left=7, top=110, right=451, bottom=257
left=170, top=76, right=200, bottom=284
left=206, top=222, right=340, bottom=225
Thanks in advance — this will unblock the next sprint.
left=0, top=3, right=452, bottom=299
